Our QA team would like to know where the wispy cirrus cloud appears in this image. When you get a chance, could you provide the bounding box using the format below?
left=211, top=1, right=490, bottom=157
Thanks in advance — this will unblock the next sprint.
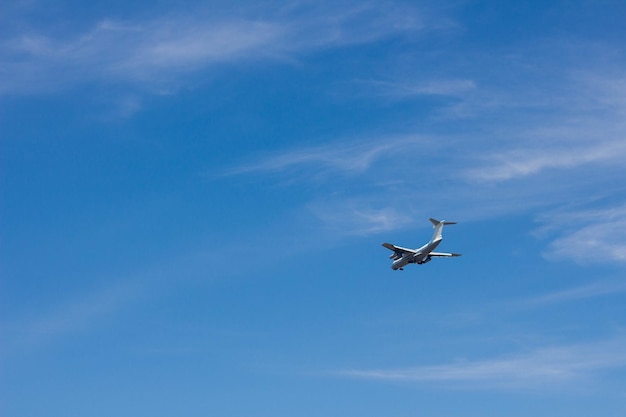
left=466, top=137, right=626, bottom=183
left=0, top=243, right=233, bottom=352
left=520, top=280, right=626, bottom=306
left=308, top=202, right=414, bottom=236
left=354, top=78, right=477, bottom=100
left=464, top=71, right=626, bottom=183
left=212, top=35, right=626, bottom=248
left=1, top=2, right=427, bottom=95
left=223, top=135, right=432, bottom=177
left=221, top=134, right=441, bottom=236
left=546, top=220, right=626, bottom=264
left=536, top=205, right=626, bottom=264
left=1, top=18, right=284, bottom=94
left=335, top=337, right=626, bottom=391
left=3, top=280, right=142, bottom=350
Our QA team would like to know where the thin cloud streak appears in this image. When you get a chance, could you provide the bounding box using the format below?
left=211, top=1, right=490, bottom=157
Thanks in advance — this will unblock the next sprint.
left=521, top=280, right=626, bottom=306
left=224, top=135, right=431, bottom=177
left=537, top=205, right=626, bottom=264
left=308, top=203, right=414, bottom=236
left=1, top=2, right=426, bottom=95
left=3, top=281, right=142, bottom=350
left=1, top=19, right=284, bottom=94
left=464, top=71, right=626, bottom=183
left=357, top=78, right=477, bottom=100
left=547, top=221, right=626, bottom=263
left=467, top=140, right=626, bottom=182
left=335, top=337, right=626, bottom=390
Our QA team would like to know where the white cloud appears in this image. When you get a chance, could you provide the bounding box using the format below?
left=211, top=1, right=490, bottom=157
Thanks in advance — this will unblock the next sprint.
left=5, top=281, right=141, bottom=350
left=224, top=135, right=431, bottom=177
left=336, top=337, right=626, bottom=390
left=466, top=139, right=626, bottom=183
left=463, top=69, right=626, bottom=183
left=1, top=18, right=284, bottom=94
left=538, top=205, right=626, bottom=264
left=1, top=2, right=427, bottom=95
left=355, top=78, right=476, bottom=100
left=115, top=20, right=283, bottom=77
left=309, top=203, right=414, bottom=236
left=521, top=280, right=626, bottom=306
left=547, top=221, right=626, bottom=263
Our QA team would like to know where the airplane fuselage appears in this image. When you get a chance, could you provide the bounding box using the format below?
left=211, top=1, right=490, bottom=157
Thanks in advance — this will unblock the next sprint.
left=383, top=218, right=460, bottom=270
left=391, top=237, right=442, bottom=270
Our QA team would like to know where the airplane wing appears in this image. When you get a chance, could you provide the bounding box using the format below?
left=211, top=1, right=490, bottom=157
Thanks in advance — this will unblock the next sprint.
left=429, top=252, right=462, bottom=257
left=382, top=243, right=417, bottom=254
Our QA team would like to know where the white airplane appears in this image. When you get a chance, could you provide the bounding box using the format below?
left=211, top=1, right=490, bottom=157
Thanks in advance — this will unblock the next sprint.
left=383, top=218, right=461, bottom=270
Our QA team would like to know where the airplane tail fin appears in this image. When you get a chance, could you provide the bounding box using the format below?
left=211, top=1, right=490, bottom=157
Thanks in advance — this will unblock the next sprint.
left=429, top=218, right=457, bottom=241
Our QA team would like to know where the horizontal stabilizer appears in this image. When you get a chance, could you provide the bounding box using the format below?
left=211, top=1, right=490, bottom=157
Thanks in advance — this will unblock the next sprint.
left=429, top=218, right=457, bottom=226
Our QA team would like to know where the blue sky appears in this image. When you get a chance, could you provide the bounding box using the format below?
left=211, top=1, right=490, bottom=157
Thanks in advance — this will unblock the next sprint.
left=2, top=1, right=626, bottom=415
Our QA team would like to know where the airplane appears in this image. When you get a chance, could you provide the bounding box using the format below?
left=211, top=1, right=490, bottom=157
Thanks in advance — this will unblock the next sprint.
left=382, top=218, right=461, bottom=270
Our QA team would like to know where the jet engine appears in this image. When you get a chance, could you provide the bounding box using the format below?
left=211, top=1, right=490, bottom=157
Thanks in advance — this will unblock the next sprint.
left=417, top=256, right=432, bottom=265
left=389, top=251, right=403, bottom=260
